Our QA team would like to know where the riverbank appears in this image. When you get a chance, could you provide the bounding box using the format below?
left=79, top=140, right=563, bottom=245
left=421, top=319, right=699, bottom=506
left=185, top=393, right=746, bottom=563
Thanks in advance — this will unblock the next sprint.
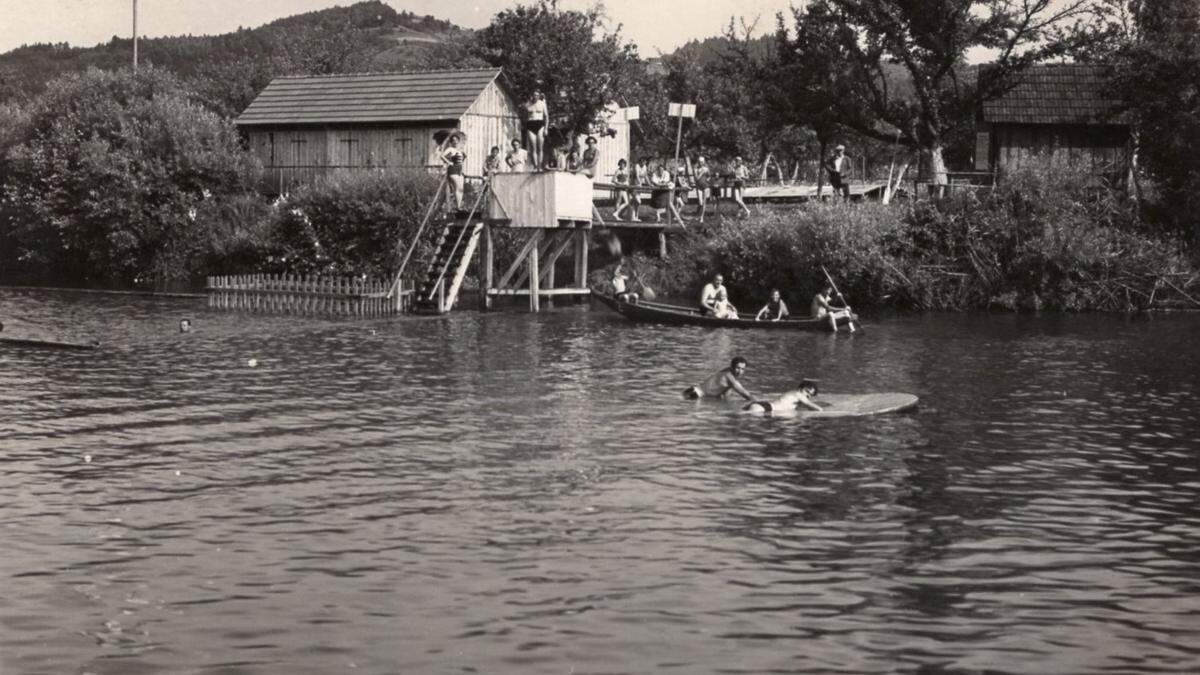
left=608, top=166, right=1197, bottom=313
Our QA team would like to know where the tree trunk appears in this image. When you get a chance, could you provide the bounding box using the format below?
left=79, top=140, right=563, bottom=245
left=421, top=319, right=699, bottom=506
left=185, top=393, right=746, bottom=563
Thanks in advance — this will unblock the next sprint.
left=929, top=142, right=949, bottom=199
left=883, top=161, right=910, bottom=205
left=816, top=139, right=827, bottom=199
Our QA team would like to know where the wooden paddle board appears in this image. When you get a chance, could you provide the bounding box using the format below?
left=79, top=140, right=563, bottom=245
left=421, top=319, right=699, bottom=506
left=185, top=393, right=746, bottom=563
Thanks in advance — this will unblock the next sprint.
left=745, top=393, right=918, bottom=418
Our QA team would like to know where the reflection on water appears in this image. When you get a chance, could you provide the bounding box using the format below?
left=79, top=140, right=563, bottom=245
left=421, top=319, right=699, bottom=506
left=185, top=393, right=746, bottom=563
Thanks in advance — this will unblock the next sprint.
left=2, top=289, right=1200, bottom=674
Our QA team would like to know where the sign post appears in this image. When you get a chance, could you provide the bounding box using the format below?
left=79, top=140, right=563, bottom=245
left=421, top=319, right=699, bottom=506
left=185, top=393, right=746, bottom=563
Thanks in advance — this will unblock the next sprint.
left=667, top=103, right=696, bottom=227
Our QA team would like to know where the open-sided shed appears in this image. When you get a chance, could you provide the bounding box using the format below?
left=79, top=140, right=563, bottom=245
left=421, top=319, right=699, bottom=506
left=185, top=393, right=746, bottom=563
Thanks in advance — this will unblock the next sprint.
left=236, top=68, right=522, bottom=192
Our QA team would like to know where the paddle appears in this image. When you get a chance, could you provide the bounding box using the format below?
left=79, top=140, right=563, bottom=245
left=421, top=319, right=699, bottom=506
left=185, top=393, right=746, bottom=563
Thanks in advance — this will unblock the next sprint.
left=821, top=265, right=861, bottom=331
left=628, top=262, right=657, bottom=301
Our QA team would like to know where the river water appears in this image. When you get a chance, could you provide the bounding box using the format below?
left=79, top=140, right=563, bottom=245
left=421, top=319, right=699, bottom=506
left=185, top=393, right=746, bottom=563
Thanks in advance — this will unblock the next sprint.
left=2, top=289, right=1199, bottom=675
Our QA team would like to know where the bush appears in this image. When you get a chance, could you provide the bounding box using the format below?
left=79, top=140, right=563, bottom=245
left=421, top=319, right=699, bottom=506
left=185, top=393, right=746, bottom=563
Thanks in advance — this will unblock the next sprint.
left=0, top=66, right=260, bottom=286
left=263, top=169, right=444, bottom=278
left=638, top=162, right=1192, bottom=312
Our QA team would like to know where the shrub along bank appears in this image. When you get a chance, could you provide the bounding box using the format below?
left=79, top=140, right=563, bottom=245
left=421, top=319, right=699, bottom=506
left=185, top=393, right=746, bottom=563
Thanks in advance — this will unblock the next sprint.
left=614, top=164, right=1192, bottom=313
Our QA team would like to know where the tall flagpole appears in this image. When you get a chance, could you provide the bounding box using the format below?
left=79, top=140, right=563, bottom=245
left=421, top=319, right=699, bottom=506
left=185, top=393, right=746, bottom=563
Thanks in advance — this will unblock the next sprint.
left=132, top=0, right=139, bottom=70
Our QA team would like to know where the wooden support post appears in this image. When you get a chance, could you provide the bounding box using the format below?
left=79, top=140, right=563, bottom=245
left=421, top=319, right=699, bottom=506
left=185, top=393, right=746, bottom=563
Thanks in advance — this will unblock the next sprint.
left=480, top=225, right=494, bottom=311
left=659, top=230, right=668, bottom=259
left=529, top=234, right=540, bottom=312
left=574, top=229, right=589, bottom=303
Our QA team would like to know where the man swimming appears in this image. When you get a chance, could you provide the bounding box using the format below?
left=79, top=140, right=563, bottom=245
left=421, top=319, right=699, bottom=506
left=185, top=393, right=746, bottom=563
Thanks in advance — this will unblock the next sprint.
left=682, top=356, right=761, bottom=403
left=743, top=379, right=824, bottom=413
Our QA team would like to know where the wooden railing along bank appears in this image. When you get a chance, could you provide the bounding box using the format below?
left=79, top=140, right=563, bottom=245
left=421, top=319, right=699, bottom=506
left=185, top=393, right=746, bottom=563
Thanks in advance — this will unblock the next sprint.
left=206, top=274, right=410, bottom=317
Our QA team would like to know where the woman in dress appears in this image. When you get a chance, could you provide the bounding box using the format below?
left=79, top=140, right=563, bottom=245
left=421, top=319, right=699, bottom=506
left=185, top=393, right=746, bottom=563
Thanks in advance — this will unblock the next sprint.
left=731, top=156, right=751, bottom=218
left=505, top=138, right=528, bottom=172
left=524, top=90, right=548, bottom=169
left=693, top=156, right=711, bottom=223
left=440, top=133, right=467, bottom=212
left=649, top=161, right=685, bottom=224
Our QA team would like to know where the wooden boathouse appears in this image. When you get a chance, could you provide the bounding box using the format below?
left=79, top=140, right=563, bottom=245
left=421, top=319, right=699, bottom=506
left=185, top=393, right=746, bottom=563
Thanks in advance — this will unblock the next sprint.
left=236, top=68, right=522, bottom=192
left=976, top=64, right=1130, bottom=174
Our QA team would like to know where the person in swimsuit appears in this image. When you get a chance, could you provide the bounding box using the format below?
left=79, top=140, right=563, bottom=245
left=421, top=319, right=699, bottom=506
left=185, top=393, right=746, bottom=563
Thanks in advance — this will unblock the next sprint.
left=525, top=90, right=548, bottom=169
left=484, top=145, right=502, bottom=178
left=699, top=273, right=724, bottom=315
left=811, top=284, right=856, bottom=333
left=439, top=133, right=466, bottom=212
left=682, top=356, right=762, bottom=403
left=755, top=289, right=790, bottom=321
left=611, top=260, right=639, bottom=303
left=743, top=379, right=822, bottom=413
left=693, top=156, right=711, bottom=223
left=580, top=136, right=599, bottom=179
left=731, top=156, right=751, bottom=218
left=505, top=138, right=528, bottom=172
left=612, top=159, right=640, bottom=221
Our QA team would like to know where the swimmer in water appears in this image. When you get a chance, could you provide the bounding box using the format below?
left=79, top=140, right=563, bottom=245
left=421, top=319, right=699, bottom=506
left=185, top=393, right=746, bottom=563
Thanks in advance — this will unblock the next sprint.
left=682, top=356, right=764, bottom=404
left=743, top=379, right=823, bottom=413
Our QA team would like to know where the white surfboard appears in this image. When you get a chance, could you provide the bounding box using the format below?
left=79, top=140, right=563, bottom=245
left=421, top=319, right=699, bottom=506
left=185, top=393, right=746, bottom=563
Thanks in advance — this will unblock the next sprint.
left=745, top=393, right=918, bottom=418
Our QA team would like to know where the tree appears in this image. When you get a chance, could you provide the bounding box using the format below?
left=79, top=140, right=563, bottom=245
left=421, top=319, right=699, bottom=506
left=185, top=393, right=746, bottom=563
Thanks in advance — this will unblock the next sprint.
left=802, top=0, right=1096, bottom=192
left=1110, top=0, right=1200, bottom=239
left=472, top=0, right=642, bottom=139
left=0, top=67, right=260, bottom=285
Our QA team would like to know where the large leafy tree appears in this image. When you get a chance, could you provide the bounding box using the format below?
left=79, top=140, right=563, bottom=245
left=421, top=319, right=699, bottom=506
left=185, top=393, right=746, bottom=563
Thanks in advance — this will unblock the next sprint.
left=1109, top=1, right=1200, bottom=239
left=0, top=67, right=260, bottom=285
left=472, top=0, right=643, bottom=139
left=797, top=0, right=1095, bottom=189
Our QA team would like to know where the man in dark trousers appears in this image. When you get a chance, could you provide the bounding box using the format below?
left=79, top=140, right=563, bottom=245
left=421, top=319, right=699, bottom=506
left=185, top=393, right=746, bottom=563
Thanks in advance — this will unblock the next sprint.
left=824, top=144, right=852, bottom=202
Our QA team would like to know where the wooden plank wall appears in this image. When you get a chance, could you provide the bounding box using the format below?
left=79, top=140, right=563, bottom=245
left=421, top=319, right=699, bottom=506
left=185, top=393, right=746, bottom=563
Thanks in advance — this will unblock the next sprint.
left=461, top=80, right=523, bottom=177
left=992, top=123, right=1129, bottom=173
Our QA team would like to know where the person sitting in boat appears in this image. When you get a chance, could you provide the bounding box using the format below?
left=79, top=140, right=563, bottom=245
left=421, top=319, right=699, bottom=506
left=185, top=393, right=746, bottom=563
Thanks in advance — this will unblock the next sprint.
left=755, top=289, right=790, bottom=322
left=743, top=379, right=823, bottom=413
left=682, top=356, right=762, bottom=403
left=611, top=262, right=638, bottom=304
left=712, top=288, right=739, bottom=319
left=699, top=273, right=725, bottom=315
left=812, top=284, right=856, bottom=333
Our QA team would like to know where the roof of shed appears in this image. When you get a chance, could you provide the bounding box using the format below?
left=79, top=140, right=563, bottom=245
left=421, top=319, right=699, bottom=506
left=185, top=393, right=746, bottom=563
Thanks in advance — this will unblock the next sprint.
left=236, top=68, right=503, bottom=126
left=982, top=64, right=1126, bottom=125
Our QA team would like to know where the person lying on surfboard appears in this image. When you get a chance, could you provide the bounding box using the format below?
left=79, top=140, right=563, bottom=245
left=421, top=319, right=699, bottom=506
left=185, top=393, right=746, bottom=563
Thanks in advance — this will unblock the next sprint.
left=812, top=285, right=856, bottom=333
left=743, top=379, right=824, bottom=413
left=683, top=356, right=764, bottom=404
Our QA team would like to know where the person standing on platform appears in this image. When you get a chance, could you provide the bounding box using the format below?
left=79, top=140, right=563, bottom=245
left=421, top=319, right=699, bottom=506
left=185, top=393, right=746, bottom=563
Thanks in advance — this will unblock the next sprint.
left=824, top=144, right=852, bottom=201
left=505, top=138, right=528, bottom=172
left=649, top=161, right=684, bottom=224
left=524, top=90, right=548, bottom=170
left=694, top=156, right=711, bottom=223
left=731, top=156, right=751, bottom=218
left=580, top=136, right=600, bottom=179
left=439, top=133, right=466, bottom=212
left=612, top=159, right=641, bottom=221
left=484, top=146, right=502, bottom=178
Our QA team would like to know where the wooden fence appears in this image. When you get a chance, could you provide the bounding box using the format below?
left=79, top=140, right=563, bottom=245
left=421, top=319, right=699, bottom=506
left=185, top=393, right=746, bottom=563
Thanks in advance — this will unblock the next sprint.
left=206, top=274, right=409, bottom=317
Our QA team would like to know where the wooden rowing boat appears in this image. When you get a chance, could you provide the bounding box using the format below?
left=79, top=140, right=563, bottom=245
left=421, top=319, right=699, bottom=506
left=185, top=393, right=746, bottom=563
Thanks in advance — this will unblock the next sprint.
left=0, top=336, right=100, bottom=351
left=593, top=293, right=856, bottom=331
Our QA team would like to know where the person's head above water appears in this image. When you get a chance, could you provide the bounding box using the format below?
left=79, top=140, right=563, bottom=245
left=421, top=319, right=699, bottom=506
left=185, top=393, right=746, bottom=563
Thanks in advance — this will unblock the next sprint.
left=730, top=356, right=747, bottom=374
left=798, top=378, right=820, bottom=395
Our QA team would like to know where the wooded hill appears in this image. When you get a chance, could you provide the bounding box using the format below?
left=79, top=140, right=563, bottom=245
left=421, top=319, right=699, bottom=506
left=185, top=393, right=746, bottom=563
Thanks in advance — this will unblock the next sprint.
left=0, top=1, right=477, bottom=115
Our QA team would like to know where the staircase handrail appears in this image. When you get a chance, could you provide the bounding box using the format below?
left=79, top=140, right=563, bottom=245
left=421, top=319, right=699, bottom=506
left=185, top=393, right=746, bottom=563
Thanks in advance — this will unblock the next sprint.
left=426, top=177, right=492, bottom=303
left=389, top=176, right=448, bottom=299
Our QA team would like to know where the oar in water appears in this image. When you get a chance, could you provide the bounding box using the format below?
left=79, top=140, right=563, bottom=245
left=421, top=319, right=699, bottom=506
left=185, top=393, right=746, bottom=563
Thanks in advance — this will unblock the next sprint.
left=821, top=265, right=861, bottom=332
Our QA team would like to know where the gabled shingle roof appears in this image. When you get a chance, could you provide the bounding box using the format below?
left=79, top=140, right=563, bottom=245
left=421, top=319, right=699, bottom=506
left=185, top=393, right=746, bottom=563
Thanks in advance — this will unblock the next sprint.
left=982, top=64, right=1126, bottom=125
left=236, top=68, right=502, bottom=126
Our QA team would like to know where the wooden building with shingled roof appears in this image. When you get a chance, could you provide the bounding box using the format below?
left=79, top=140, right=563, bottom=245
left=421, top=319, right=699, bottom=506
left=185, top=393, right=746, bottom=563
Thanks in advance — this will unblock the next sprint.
left=236, top=68, right=522, bottom=193
left=975, top=64, right=1130, bottom=175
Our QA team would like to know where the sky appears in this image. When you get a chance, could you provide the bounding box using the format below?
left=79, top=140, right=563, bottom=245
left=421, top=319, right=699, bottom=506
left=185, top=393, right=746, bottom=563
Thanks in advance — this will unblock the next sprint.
left=0, top=0, right=804, bottom=56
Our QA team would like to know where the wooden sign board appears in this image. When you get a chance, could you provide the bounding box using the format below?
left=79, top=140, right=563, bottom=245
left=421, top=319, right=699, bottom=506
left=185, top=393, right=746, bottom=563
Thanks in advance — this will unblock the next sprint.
left=624, top=106, right=640, bottom=121
left=668, top=102, right=696, bottom=118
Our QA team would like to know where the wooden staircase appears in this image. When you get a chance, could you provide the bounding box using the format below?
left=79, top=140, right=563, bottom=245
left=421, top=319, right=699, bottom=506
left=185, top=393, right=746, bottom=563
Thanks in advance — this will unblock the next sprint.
left=411, top=214, right=483, bottom=314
